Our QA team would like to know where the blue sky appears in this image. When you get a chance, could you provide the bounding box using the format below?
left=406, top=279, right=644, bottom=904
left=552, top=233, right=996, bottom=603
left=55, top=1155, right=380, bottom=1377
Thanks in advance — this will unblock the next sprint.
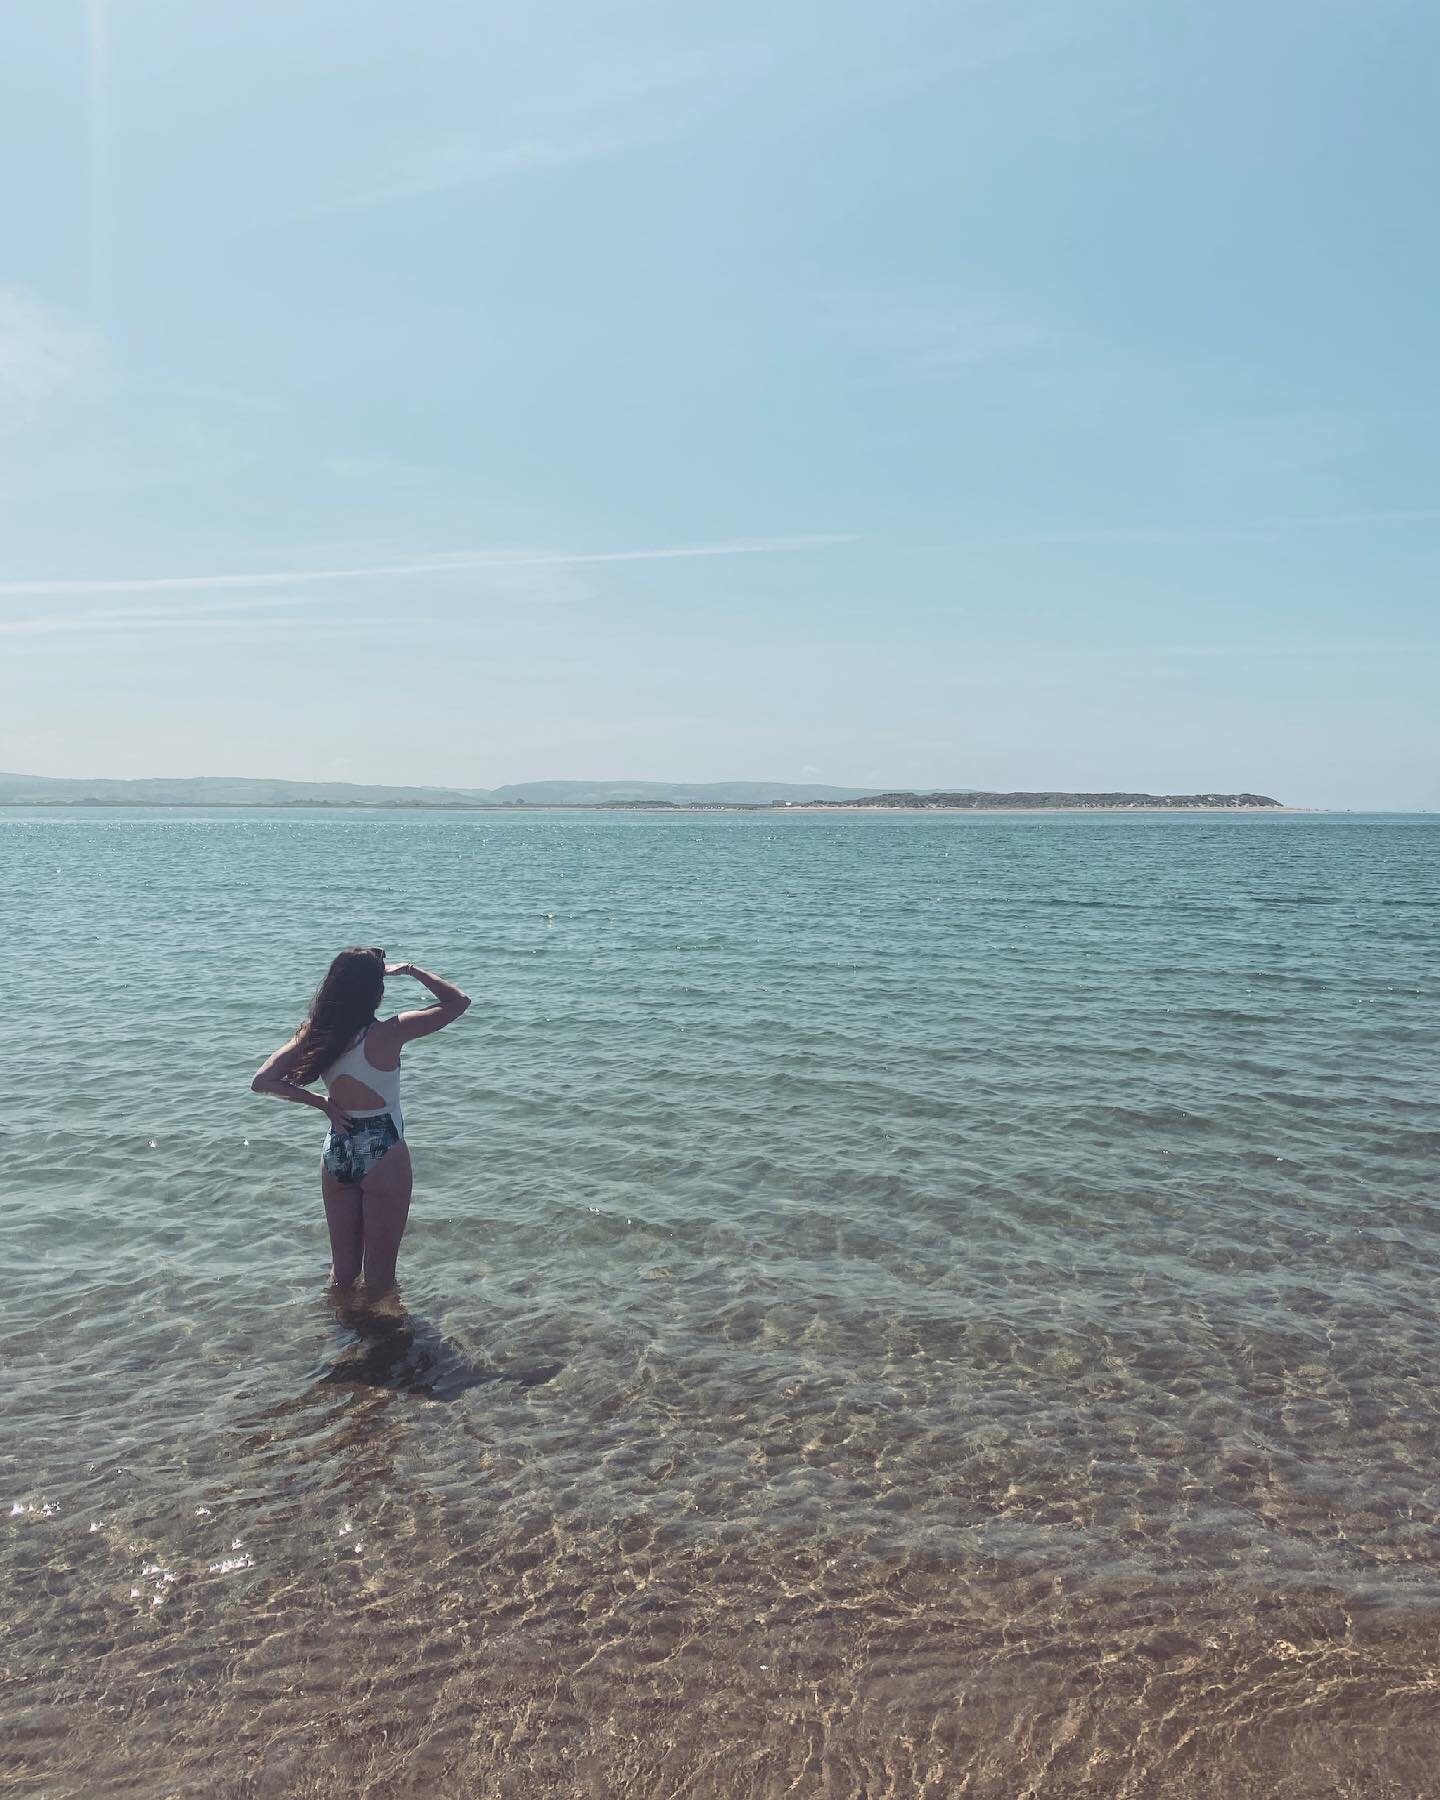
left=1, top=0, right=1436, bottom=806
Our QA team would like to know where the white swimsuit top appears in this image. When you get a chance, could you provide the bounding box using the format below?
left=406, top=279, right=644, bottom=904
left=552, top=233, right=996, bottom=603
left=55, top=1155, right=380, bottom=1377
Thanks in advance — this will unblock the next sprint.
left=322, top=1022, right=403, bottom=1133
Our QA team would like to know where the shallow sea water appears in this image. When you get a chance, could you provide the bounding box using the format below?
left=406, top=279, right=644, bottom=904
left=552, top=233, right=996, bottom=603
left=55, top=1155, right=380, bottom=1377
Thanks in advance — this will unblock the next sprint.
left=3, top=807, right=1438, bottom=1798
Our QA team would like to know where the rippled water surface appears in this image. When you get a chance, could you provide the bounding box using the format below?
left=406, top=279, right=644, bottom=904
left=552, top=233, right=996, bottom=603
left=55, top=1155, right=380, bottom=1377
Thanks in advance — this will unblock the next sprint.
left=4, top=807, right=1439, bottom=1797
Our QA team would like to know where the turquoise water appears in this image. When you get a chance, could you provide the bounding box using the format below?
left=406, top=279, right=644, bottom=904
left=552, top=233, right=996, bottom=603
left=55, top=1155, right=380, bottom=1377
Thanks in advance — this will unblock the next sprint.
left=4, top=807, right=1439, bottom=1797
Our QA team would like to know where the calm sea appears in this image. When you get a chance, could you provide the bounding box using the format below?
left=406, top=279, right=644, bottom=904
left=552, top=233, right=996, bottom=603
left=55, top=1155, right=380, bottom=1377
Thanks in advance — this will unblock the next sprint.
left=4, top=808, right=1438, bottom=1797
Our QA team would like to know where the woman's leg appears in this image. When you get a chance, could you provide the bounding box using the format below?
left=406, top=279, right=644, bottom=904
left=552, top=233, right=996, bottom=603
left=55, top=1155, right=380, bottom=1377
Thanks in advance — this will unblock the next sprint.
left=359, top=1140, right=413, bottom=1296
left=321, top=1164, right=365, bottom=1287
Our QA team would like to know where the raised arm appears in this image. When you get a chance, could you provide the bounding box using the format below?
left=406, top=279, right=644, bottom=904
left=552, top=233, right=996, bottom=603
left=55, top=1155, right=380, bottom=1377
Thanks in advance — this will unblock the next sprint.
left=385, top=961, right=472, bottom=1043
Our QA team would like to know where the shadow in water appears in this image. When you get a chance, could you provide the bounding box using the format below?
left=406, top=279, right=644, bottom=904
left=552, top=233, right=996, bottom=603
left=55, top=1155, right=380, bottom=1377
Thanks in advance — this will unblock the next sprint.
left=314, top=1288, right=564, bottom=1402
left=223, top=1291, right=567, bottom=1485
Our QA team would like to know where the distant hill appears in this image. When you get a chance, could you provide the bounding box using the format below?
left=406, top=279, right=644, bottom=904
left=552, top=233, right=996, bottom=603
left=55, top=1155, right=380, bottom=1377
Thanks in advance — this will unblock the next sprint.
left=0, top=772, right=875, bottom=807
left=0, top=772, right=497, bottom=806
left=491, top=780, right=878, bottom=806
left=0, top=774, right=1283, bottom=810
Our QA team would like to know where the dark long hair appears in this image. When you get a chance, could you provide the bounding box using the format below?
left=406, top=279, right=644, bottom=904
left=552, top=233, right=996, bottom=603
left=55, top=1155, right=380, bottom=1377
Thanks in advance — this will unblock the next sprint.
left=291, top=946, right=386, bottom=1084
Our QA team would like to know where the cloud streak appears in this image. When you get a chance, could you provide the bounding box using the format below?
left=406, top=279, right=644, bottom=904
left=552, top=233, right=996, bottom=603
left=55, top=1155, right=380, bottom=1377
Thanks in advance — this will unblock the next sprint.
left=0, top=535, right=854, bottom=599
left=900, top=509, right=1440, bottom=551
left=824, top=293, right=1052, bottom=374
left=339, top=130, right=654, bottom=210
left=319, top=10, right=1078, bottom=215
left=0, top=595, right=312, bottom=636
left=327, top=42, right=768, bottom=212
left=0, top=288, right=100, bottom=407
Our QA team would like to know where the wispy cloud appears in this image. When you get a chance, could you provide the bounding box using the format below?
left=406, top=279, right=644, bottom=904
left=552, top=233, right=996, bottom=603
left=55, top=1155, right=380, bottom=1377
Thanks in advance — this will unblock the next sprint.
left=824, top=293, right=1052, bottom=374
left=1177, top=410, right=1366, bottom=481
left=341, top=130, right=650, bottom=210
left=324, top=453, right=429, bottom=485
left=312, top=9, right=1083, bottom=218
left=1106, top=638, right=1440, bottom=662
left=0, top=287, right=101, bottom=407
left=899, top=509, right=1440, bottom=551
left=774, top=3, right=1094, bottom=117
left=328, top=43, right=767, bottom=211
left=1234, top=507, right=1440, bottom=530
left=0, top=534, right=855, bottom=599
left=486, top=714, right=716, bottom=755
left=0, top=595, right=312, bottom=637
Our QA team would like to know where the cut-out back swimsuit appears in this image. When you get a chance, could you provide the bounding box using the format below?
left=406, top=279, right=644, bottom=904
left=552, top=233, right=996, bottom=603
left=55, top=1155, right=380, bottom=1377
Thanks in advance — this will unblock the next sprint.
left=320, top=1023, right=403, bottom=1185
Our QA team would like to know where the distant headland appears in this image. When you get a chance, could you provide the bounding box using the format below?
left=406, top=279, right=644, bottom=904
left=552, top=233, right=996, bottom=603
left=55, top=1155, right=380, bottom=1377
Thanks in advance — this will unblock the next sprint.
left=0, top=773, right=1286, bottom=811
left=626, top=790, right=1286, bottom=812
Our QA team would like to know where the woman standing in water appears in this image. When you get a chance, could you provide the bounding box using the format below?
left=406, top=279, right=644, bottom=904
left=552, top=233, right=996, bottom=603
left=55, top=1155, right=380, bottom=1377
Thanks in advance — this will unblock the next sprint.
left=252, top=948, right=470, bottom=1295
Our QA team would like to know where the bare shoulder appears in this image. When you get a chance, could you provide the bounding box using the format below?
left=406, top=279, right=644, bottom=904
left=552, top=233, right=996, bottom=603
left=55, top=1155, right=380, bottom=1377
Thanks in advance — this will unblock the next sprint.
left=364, top=1014, right=406, bottom=1068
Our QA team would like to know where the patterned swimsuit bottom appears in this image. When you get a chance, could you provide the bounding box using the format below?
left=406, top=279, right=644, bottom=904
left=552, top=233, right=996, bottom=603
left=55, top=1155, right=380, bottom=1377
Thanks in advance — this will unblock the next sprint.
left=322, top=1112, right=401, bottom=1186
